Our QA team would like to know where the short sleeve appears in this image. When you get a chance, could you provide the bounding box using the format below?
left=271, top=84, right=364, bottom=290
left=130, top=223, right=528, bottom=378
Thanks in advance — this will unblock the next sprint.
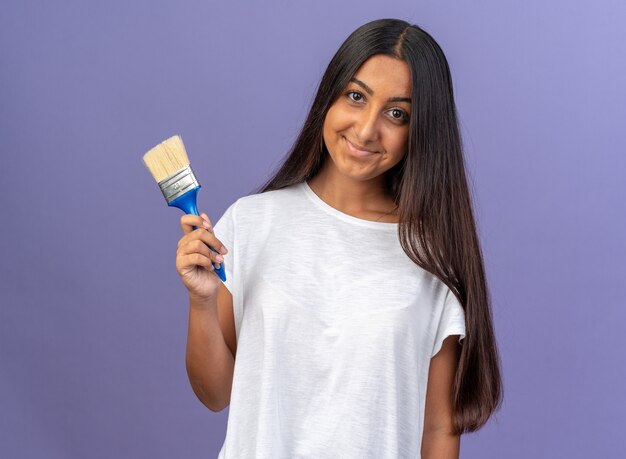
left=431, top=288, right=466, bottom=358
left=211, top=200, right=238, bottom=297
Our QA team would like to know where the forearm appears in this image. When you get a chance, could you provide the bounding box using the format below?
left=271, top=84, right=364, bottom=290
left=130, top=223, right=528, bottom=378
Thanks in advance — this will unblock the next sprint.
left=421, top=430, right=460, bottom=459
left=185, top=294, right=235, bottom=412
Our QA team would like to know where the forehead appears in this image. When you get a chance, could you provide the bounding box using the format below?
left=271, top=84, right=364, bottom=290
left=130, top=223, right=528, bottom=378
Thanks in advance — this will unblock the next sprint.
left=351, top=55, right=412, bottom=96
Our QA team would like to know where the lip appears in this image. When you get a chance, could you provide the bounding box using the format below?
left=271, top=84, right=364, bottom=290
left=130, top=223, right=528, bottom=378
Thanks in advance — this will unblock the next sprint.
left=344, top=137, right=379, bottom=157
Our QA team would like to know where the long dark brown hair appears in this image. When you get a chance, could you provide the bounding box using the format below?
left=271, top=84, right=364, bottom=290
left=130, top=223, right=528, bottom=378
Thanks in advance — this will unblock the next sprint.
left=252, top=18, right=503, bottom=435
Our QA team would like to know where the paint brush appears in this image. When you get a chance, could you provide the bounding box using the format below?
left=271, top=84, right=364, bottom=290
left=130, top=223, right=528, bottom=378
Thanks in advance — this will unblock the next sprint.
left=142, top=134, right=226, bottom=282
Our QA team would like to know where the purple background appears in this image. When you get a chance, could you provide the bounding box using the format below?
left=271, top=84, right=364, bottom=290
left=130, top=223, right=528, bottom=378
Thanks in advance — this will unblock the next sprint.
left=1, top=1, right=625, bottom=458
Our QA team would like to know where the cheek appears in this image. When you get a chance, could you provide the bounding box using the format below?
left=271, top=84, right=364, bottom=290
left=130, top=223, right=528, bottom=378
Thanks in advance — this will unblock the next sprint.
left=325, top=103, right=352, bottom=130
left=390, top=130, right=409, bottom=153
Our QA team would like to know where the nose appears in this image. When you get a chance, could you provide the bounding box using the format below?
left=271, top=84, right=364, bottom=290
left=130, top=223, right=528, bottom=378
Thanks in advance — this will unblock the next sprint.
left=353, top=106, right=380, bottom=145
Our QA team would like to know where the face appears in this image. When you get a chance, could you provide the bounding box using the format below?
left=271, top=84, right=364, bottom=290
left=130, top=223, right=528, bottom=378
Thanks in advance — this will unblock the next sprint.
left=322, top=54, right=412, bottom=184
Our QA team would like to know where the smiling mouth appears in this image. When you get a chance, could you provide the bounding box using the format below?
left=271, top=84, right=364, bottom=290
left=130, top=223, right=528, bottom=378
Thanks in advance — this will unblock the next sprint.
left=344, top=137, right=379, bottom=155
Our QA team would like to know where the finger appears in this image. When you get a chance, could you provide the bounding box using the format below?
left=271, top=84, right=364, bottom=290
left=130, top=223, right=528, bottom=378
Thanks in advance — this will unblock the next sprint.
left=181, top=239, right=224, bottom=265
left=200, top=213, right=214, bottom=232
left=180, top=214, right=211, bottom=234
left=179, top=231, right=227, bottom=262
left=177, top=253, right=215, bottom=272
left=196, top=228, right=228, bottom=255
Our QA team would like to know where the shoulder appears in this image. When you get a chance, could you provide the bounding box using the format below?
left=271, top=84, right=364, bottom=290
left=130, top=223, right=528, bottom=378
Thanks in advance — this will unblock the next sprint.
left=418, top=273, right=459, bottom=307
left=234, top=183, right=304, bottom=220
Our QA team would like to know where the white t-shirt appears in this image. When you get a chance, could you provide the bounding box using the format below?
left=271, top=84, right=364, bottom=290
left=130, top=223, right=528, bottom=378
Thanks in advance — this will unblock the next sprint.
left=212, top=180, right=466, bottom=459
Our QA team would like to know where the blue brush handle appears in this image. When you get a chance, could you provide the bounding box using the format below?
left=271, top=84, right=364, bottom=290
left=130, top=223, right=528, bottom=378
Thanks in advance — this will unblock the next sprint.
left=168, top=185, right=227, bottom=282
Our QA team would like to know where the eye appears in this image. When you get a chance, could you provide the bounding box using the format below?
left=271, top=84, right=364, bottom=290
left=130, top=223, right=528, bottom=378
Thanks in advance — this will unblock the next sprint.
left=388, top=108, right=409, bottom=123
left=345, top=90, right=364, bottom=103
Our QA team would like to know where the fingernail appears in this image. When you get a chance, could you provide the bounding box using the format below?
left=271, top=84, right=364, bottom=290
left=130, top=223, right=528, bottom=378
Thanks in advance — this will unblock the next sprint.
left=215, top=255, right=223, bottom=262
left=220, top=246, right=228, bottom=254
left=202, top=220, right=211, bottom=229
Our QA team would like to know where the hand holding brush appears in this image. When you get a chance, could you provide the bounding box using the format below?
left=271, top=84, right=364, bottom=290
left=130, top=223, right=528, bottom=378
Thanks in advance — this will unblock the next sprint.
left=175, top=211, right=229, bottom=302
left=142, top=135, right=228, bottom=294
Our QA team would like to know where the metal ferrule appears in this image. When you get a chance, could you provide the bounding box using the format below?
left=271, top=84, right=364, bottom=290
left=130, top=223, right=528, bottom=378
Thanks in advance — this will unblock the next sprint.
left=158, top=165, right=201, bottom=204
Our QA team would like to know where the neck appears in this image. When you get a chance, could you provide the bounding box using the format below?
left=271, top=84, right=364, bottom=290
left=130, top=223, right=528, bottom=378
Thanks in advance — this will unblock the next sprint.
left=307, top=163, right=397, bottom=221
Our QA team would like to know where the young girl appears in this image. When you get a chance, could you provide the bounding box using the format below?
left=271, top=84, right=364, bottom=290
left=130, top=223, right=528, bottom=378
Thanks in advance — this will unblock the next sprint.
left=177, top=18, right=503, bottom=459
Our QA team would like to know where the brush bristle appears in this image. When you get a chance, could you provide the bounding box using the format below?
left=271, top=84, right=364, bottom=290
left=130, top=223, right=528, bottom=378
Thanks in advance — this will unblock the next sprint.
left=142, top=135, right=191, bottom=183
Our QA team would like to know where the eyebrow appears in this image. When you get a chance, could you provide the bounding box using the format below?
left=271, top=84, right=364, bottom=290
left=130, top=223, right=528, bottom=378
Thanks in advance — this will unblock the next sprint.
left=349, top=77, right=412, bottom=103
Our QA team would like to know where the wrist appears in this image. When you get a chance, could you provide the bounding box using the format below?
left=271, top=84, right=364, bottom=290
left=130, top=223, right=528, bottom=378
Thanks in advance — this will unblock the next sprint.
left=188, top=292, right=216, bottom=310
